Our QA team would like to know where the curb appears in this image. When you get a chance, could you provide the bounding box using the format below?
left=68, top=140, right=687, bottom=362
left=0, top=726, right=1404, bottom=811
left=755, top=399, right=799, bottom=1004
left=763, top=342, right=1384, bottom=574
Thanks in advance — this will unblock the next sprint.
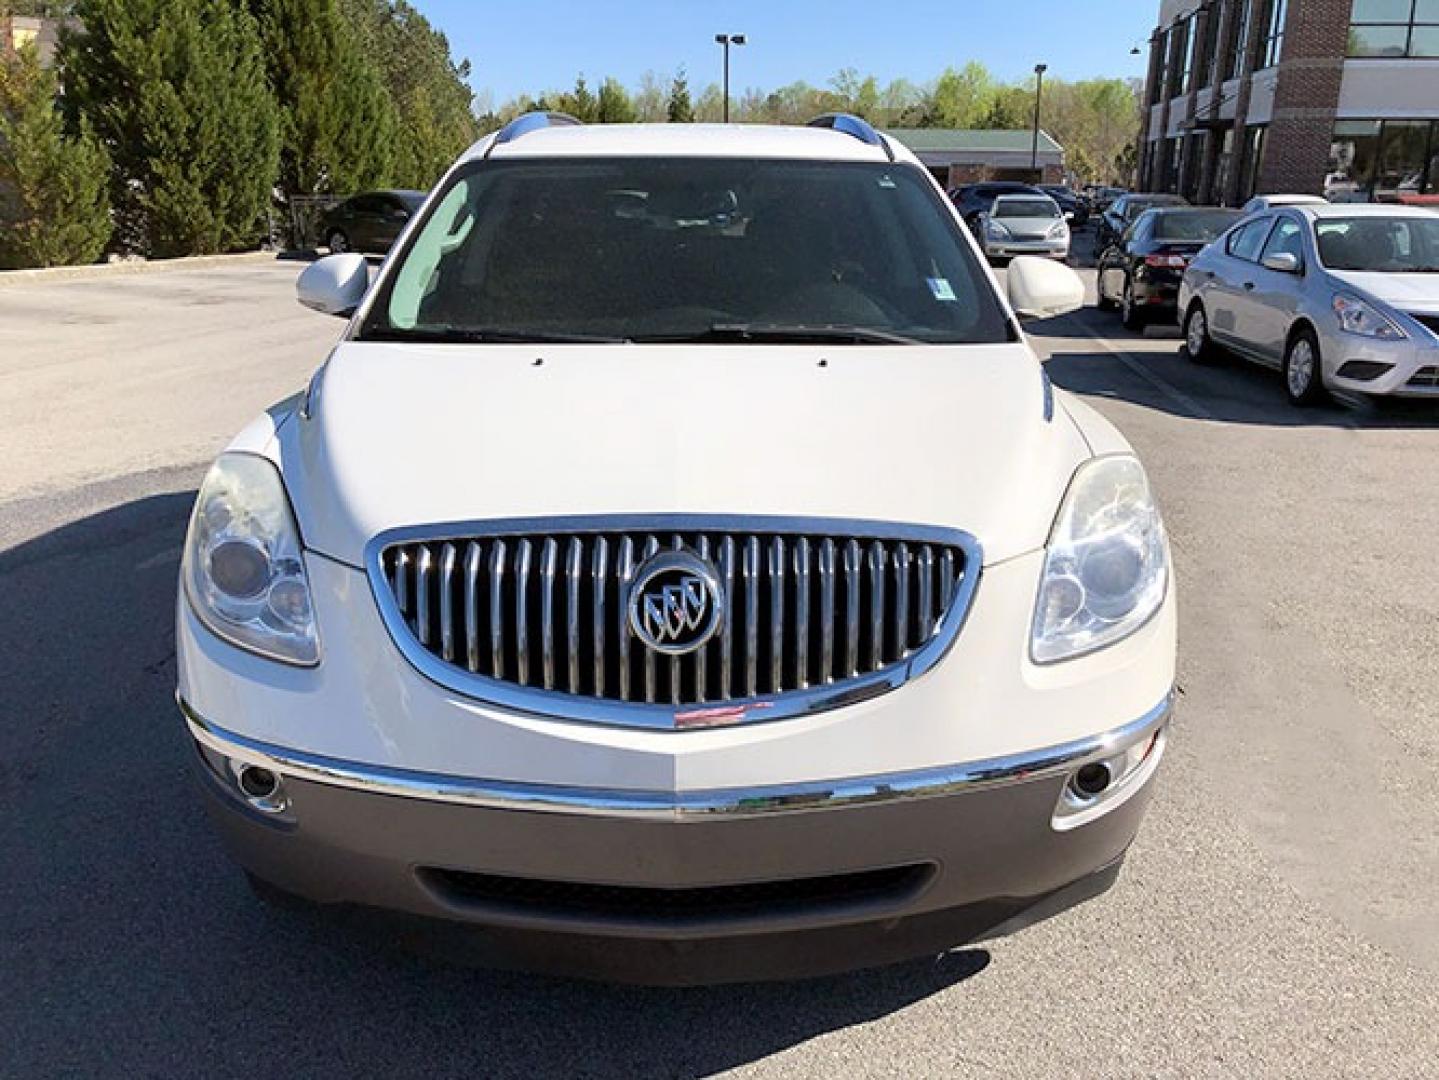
left=0, top=250, right=289, bottom=288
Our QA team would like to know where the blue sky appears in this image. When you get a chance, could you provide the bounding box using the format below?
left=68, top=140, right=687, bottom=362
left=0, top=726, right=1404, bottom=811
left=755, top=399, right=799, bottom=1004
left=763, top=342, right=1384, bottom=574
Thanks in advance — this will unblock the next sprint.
left=418, top=1, right=1152, bottom=107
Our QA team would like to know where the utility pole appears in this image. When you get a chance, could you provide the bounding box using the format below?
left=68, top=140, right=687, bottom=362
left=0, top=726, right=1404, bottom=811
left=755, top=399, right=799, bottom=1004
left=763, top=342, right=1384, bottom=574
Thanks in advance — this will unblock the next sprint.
left=715, top=33, right=747, bottom=123
left=1031, top=63, right=1048, bottom=177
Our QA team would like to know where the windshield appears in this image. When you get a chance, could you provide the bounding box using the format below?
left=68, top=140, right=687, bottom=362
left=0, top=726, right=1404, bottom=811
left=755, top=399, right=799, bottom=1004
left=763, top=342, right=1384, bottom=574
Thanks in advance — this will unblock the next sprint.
left=994, top=198, right=1060, bottom=219
left=359, top=158, right=1013, bottom=345
left=1154, top=210, right=1242, bottom=242
left=1315, top=216, right=1439, bottom=273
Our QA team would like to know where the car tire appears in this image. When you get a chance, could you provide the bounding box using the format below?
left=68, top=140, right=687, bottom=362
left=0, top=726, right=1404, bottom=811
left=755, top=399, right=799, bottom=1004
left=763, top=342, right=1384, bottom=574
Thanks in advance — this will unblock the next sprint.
left=1283, top=327, right=1328, bottom=407
left=1121, top=279, right=1147, bottom=332
left=1182, top=303, right=1219, bottom=364
left=326, top=229, right=350, bottom=255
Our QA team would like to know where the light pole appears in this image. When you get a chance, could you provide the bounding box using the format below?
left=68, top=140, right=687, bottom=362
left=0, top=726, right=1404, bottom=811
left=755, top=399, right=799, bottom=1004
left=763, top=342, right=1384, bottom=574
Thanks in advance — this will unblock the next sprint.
left=714, top=33, right=746, bottom=123
left=1031, top=63, right=1048, bottom=177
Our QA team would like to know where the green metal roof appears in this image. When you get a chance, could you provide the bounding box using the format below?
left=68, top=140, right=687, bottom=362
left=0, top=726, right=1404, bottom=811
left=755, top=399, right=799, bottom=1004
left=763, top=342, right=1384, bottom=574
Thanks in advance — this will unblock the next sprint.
left=884, top=128, right=1064, bottom=154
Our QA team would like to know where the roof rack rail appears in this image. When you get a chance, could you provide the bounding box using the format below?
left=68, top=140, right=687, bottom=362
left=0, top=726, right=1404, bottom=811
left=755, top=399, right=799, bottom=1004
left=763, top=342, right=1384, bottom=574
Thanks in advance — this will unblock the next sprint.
left=485, top=111, right=582, bottom=158
left=807, top=113, right=895, bottom=162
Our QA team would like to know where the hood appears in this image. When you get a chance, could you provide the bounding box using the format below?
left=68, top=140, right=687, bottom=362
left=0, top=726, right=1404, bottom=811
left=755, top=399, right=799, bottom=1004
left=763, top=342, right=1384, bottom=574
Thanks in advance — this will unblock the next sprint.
left=1329, top=270, right=1439, bottom=313
left=278, top=342, right=1093, bottom=567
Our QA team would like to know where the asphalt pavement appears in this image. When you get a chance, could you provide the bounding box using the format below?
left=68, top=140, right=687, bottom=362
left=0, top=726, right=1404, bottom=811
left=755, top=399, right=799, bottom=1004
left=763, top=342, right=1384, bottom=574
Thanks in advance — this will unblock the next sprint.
left=2, top=251, right=1437, bottom=1079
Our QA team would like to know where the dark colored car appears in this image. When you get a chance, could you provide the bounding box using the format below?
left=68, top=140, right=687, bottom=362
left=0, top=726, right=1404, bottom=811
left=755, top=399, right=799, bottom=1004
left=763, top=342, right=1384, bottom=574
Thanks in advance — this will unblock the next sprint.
left=1097, top=206, right=1243, bottom=329
left=950, top=181, right=1046, bottom=231
left=318, top=190, right=426, bottom=255
left=1040, top=185, right=1090, bottom=228
left=1095, top=194, right=1191, bottom=252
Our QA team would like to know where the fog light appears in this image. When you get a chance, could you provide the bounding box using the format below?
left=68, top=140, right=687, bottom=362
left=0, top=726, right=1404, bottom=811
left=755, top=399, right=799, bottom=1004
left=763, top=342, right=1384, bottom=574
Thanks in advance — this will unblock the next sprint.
left=1053, top=727, right=1166, bottom=831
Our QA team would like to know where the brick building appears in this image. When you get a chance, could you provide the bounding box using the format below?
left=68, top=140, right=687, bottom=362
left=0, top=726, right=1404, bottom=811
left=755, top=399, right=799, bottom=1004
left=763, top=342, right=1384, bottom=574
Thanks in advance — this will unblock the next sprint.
left=885, top=129, right=1066, bottom=189
left=1138, top=0, right=1439, bottom=206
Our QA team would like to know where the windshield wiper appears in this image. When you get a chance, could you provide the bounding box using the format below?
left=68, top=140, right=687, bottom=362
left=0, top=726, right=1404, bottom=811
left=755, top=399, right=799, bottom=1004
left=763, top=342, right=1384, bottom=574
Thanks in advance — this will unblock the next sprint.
left=366, top=324, right=627, bottom=344
left=629, top=322, right=925, bottom=345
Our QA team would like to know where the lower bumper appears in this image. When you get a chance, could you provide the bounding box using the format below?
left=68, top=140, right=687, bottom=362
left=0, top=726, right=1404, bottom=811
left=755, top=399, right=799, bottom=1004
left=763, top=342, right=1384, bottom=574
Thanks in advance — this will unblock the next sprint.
left=186, top=696, right=1169, bottom=982
left=987, top=242, right=1069, bottom=259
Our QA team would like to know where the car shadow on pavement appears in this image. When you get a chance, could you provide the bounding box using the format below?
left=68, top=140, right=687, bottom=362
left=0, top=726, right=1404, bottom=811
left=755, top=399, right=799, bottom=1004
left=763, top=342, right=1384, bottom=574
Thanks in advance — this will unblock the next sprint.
left=1033, top=311, right=1439, bottom=431
left=0, top=491, right=990, bottom=1079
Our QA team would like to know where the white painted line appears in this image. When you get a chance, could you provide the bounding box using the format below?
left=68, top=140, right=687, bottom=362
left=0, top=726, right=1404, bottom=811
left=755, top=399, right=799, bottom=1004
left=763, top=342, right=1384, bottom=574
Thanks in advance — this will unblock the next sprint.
left=1075, top=325, right=1217, bottom=421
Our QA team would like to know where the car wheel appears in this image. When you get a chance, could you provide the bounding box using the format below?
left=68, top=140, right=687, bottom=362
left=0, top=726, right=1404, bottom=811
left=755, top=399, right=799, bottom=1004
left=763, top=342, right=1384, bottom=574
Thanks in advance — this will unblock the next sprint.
left=1121, top=279, right=1147, bottom=332
left=326, top=229, right=350, bottom=255
left=1183, top=303, right=1218, bottom=364
left=1283, top=327, right=1328, bottom=407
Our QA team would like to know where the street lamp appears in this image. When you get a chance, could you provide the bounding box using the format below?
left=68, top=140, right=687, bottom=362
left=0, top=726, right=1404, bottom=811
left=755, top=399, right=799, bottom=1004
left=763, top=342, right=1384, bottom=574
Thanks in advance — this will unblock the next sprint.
left=1031, top=63, right=1048, bottom=176
left=714, top=33, right=746, bottom=123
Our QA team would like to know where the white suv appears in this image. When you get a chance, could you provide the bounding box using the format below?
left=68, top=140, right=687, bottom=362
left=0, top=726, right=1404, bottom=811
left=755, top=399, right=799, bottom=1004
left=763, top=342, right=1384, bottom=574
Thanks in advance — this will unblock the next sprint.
left=178, top=113, right=1175, bottom=984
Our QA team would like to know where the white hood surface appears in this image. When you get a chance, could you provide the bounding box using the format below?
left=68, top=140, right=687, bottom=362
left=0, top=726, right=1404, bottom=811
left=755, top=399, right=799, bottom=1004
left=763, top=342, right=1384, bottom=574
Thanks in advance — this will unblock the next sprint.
left=279, top=341, right=1093, bottom=568
left=1330, top=270, right=1439, bottom=313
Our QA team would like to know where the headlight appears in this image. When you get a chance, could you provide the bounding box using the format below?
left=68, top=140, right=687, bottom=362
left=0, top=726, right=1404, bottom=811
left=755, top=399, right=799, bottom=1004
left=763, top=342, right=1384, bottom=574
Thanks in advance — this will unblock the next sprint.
left=1332, top=293, right=1406, bottom=340
left=1031, top=455, right=1168, bottom=664
left=1046, top=221, right=1068, bottom=240
left=182, top=453, right=319, bottom=665
left=986, top=220, right=1011, bottom=240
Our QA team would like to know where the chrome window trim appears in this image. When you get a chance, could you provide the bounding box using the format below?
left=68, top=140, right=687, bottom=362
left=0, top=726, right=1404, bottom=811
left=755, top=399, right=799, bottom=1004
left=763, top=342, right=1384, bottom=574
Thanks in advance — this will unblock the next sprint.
left=362, top=514, right=984, bottom=731
left=180, top=692, right=1173, bottom=821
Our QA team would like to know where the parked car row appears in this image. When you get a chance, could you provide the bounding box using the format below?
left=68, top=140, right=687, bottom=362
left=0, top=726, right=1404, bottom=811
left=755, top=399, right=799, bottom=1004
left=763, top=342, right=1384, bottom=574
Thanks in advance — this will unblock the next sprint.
left=1095, top=198, right=1439, bottom=406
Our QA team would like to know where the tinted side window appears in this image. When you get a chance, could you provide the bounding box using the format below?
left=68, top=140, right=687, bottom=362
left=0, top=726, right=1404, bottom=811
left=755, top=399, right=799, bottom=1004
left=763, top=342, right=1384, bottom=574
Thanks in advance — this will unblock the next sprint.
left=1227, top=218, right=1272, bottom=261
left=1260, top=218, right=1305, bottom=264
left=349, top=195, right=386, bottom=214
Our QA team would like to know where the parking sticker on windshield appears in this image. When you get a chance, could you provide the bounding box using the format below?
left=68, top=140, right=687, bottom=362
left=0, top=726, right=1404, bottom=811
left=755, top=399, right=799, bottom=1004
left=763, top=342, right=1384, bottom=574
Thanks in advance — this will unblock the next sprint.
left=928, top=277, right=957, bottom=302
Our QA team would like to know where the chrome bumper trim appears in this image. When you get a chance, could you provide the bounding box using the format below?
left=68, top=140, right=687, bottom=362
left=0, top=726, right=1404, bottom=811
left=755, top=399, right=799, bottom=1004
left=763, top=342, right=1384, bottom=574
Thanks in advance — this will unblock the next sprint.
left=179, top=692, right=1173, bottom=821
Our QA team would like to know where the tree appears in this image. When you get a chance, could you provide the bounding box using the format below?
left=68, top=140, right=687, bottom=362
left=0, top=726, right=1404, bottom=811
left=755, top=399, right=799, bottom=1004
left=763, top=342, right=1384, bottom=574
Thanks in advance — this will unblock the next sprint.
left=0, top=43, right=111, bottom=268
left=831, top=68, right=880, bottom=120
left=341, top=0, right=479, bottom=188
left=252, top=0, right=396, bottom=198
left=596, top=77, right=636, bottom=124
left=632, top=71, right=666, bottom=122
left=666, top=69, right=694, bottom=123
left=924, top=63, right=996, bottom=128
left=554, top=75, right=598, bottom=121
left=62, top=0, right=280, bottom=257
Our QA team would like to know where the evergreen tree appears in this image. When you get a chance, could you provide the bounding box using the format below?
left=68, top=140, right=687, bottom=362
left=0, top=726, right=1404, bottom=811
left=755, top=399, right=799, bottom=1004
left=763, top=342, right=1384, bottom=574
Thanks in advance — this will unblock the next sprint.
left=596, top=77, right=636, bottom=124
left=666, top=69, right=694, bottom=123
left=340, top=0, right=478, bottom=188
left=62, top=0, right=280, bottom=257
left=251, top=0, right=397, bottom=197
left=0, top=43, right=111, bottom=268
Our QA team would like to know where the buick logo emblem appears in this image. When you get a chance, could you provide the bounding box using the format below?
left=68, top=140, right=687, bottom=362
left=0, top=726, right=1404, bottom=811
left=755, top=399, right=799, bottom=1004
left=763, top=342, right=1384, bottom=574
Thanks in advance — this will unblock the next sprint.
left=628, top=551, right=723, bottom=656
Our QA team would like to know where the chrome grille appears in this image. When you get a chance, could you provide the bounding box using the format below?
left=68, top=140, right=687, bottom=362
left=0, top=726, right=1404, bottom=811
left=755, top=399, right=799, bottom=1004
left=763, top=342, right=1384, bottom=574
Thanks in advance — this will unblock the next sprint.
left=370, top=517, right=979, bottom=729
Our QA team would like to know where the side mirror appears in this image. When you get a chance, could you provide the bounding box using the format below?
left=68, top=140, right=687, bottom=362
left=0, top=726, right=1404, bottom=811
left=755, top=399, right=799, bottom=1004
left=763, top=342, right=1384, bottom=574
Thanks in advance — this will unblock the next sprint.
left=391, top=208, right=411, bottom=221
left=1261, top=251, right=1301, bottom=274
left=297, top=253, right=370, bottom=318
left=1007, top=255, right=1086, bottom=321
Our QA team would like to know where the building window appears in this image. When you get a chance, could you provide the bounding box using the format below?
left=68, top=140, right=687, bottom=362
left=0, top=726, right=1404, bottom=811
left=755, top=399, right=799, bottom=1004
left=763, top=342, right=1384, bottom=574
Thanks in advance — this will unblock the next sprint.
left=1328, top=118, right=1439, bottom=199
left=1178, top=15, right=1199, bottom=94
left=1239, top=124, right=1268, bottom=199
left=1170, top=18, right=1193, bottom=97
left=1200, top=4, right=1224, bottom=88
left=1223, top=0, right=1255, bottom=81
left=1151, top=29, right=1171, bottom=104
left=1257, top=0, right=1288, bottom=68
left=1349, top=0, right=1439, bottom=57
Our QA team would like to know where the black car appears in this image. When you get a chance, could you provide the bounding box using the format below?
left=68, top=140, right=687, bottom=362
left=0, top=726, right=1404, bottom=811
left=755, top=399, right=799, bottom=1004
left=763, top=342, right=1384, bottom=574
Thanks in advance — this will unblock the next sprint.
left=1096, top=206, right=1243, bottom=329
left=1095, top=193, right=1190, bottom=251
left=318, top=189, right=426, bottom=255
left=1039, top=185, right=1090, bottom=228
left=950, top=181, right=1045, bottom=231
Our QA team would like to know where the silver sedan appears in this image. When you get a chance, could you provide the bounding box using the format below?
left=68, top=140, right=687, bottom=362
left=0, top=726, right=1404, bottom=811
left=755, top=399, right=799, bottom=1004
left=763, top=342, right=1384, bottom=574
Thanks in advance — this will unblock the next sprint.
left=1178, top=205, right=1439, bottom=405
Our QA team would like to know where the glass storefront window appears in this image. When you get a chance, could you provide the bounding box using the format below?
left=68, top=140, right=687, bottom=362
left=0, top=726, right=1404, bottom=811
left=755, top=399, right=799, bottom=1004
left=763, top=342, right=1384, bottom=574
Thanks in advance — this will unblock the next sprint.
left=1239, top=125, right=1267, bottom=200
left=1349, top=0, right=1439, bottom=57
left=1223, top=0, right=1254, bottom=81
left=1328, top=120, right=1439, bottom=201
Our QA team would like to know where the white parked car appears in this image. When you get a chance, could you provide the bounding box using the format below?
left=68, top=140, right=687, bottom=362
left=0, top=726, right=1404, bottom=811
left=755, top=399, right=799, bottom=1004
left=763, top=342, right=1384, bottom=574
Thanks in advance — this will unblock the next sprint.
left=178, top=114, right=1176, bottom=984
left=1241, top=194, right=1328, bottom=215
left=981, top=193, right=1071, bottom=262
left=1180, top=204, right=1439, bottom=404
